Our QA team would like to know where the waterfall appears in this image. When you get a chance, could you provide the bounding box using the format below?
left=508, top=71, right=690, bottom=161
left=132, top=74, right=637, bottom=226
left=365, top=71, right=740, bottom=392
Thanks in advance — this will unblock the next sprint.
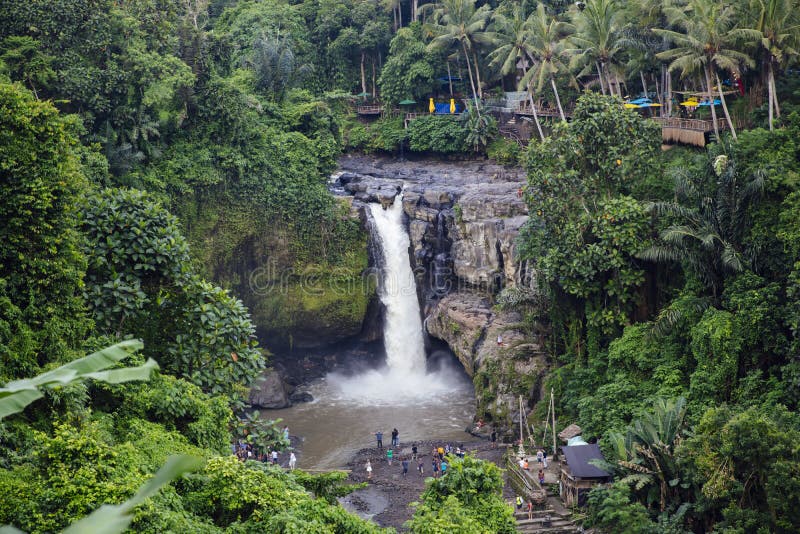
left=369, top=196, right=427, bottom=374
left=325, top=191, right=467, bottom=404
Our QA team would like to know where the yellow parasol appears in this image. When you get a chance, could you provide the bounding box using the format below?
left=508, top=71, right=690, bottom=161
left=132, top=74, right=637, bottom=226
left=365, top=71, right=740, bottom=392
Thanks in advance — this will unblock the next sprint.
left=680, top=98, right=699, bottom=107
left=429, top=97, right=435, bottom=113
left=450, top=98, right=456, bottom=114
left=624, top=103, right=639, bottom=108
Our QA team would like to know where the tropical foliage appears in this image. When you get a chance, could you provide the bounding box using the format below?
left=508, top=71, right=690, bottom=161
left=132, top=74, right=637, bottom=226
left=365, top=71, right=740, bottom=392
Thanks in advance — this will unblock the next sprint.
left=3, top=0, right=800, bottom=532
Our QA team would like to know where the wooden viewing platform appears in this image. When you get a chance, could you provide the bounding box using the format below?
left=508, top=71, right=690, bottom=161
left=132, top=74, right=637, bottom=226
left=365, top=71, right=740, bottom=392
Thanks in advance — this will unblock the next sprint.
left=514, top=102, right=571, bottom=119
left=356, top=104, right=382, bottom=116
left=650, top=116, right=730, bottom=147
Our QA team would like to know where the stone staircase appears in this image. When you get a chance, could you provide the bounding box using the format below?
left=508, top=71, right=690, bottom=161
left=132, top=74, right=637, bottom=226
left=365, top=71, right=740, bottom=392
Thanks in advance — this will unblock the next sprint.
left=506, top=453, right=582, bottom=533
left=514, top=508, right=580, bottom=533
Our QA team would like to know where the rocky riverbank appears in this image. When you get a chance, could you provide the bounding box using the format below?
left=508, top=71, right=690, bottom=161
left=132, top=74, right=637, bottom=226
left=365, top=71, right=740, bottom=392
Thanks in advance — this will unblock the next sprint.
left=342, top=437, right=511, bottom=531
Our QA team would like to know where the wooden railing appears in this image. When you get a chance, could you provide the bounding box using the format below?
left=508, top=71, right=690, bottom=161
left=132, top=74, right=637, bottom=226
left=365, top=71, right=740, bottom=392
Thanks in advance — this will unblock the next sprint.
left=356, top=105, right=382, bottom=115
left=403, top=112, right=460, bottom=128
left=514, top=102, right=571, bottom=118
left=649, top=116, right=729, bottom=132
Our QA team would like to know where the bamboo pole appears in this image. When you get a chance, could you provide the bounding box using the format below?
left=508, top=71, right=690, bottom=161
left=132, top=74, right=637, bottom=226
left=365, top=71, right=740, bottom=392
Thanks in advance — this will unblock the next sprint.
left=551, top=389, right=557, bottom=459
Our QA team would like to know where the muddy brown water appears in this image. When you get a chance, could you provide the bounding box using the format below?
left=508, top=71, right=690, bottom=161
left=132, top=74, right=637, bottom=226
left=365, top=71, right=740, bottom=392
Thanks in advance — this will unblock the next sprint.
left=269, top=366, right=476, bottom=470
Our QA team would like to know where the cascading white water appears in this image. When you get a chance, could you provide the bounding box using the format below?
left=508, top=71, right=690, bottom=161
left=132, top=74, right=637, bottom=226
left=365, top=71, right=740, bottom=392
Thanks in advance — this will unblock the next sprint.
left=272, top=190, right=475, bottom=467
left=369, top=195, right=426, bottom=374
left=325, top=191, right=469, bottom=403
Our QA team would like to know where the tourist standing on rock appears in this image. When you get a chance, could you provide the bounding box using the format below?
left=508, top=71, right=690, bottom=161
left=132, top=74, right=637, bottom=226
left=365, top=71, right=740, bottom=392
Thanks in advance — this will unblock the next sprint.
left=391, top=428, right=399, bottom=447
left=536, top=449, right=544, bottom=464
left=376, top=430, right=383, bottom=449
left=289, top=452, right=297, bottom=470
left=542, top=450, right=548, bottom=468
left=538, top=468, right=545, bottom=486
left=387, top=448, right=393, bottom=465
left=402, top=458, right=409, bottom=476
left=491, top=430, right=497, bottom=448
left=527, top=500, right=533, bottom=520
left=366, top=460, right=372, bottom=480
left=282, top=425, right=289, bottom=441
left=411, top=444, right=418, bottom=460
left=271, top=449, right=279, bottom=465
left=440, top=459, right=448, bottom=476
left=515, top=496, right=523, bottom=510
left=432, top=459, right=439, bottom=478
left=417, top=458, right=424, bottom=475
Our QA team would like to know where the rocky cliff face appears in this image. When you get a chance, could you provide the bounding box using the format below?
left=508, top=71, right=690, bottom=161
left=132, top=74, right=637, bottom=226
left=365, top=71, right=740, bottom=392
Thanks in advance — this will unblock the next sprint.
left=337, top=155, right=549, bottom=426
left=338, top=155, right=531, bottom=292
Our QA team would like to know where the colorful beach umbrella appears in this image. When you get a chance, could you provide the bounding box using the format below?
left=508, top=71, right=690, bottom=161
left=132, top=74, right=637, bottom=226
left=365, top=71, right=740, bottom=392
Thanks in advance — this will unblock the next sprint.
left=624, top=103, right=640, bottom=108
left=429, top=98, right=435, bottom=113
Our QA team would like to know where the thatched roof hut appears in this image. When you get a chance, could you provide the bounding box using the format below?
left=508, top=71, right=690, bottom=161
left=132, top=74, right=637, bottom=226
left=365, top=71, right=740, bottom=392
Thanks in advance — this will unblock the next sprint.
left=558, top=424, right=582, bottom=442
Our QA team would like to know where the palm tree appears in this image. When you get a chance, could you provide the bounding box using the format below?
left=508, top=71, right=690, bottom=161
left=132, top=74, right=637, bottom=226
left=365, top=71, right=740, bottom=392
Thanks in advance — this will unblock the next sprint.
left=486, top=2, right=545, bottom=140
left=422, top=0, right=493, bottom=114
left=521, top=3, right=575, bottom=121
left=654, top=0, right=760, bottom=141
left=747, top=0, right=800, bottom=130
left=569, top=0, right=627, bottom=98
left=618, top=0, right=674, bottom=111
left=638, top=153, right=764, bottom=302
left=603, top=398, right=690, bottom=513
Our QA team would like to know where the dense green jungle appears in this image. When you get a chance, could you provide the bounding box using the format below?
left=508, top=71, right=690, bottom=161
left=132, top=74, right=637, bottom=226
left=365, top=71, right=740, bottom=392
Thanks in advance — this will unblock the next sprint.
left=1, top=0, right=800, bottom=532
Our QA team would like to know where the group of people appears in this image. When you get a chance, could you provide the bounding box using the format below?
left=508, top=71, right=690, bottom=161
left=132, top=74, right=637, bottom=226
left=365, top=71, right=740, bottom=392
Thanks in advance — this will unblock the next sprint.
left=518, top=448, right=549, bottom=486
left=231, top=428, right=297, bottom=470
left=368, top=428, right=470, bottom=480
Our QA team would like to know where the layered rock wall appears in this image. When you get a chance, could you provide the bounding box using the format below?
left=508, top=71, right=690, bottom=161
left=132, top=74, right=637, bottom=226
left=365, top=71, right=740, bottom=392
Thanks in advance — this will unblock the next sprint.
left=338, top=155, right=550, bottom=427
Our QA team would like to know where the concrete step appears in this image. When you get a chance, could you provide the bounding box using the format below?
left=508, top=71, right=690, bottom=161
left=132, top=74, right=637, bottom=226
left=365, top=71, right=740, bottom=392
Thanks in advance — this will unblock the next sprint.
left=516, top=518, right=574, bottom=528
left=514, top=510, right=570, bottom=520
left=514, top=510, right=565, bottom=520
left=516, top=526, right=580, bottom=534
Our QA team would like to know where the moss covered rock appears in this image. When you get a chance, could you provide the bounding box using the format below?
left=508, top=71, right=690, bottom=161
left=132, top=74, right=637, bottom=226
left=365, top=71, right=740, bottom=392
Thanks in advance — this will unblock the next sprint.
left=173, top=194, right=374, bottom=351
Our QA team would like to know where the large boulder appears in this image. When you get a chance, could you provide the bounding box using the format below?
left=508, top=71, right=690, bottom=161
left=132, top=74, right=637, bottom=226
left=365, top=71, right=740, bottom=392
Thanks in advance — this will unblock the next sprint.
left=249, top=369, right=290, bottom=409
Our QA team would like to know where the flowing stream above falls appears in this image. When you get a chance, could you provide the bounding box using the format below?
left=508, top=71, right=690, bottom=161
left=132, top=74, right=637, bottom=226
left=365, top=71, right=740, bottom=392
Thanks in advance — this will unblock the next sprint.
left=269, top=193, right=475, bottom=469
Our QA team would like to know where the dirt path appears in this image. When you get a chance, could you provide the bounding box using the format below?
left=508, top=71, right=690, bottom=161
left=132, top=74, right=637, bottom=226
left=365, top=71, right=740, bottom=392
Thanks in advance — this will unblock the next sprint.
left=342, top=438, right=508, bottom=531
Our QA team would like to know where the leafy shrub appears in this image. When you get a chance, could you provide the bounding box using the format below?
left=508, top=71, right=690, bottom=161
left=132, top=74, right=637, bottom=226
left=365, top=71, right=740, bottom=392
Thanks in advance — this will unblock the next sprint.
left=342, top=116, right=372, bottom=151
left=406, top=455, right=515, bottom=534
left=462, top=109, right=497, bottom=152
left=370, top=115, right=407, bottom=152
left=487, top=137, right=521, bottom=165
left=407, top=115, right=469, bottom=153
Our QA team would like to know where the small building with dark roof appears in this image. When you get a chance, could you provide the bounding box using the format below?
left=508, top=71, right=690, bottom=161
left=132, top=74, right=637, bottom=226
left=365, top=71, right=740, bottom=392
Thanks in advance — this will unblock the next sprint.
left=559, top=444, right=612, bottom=507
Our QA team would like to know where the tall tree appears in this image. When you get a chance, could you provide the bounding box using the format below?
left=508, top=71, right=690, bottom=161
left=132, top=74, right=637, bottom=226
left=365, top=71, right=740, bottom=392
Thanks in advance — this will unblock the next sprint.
left=654, top=0, right=759, bottom=141
left=639, top=154, right=765, bottom=302
left=747, top=0, right=800, bottom=131
left=0, top=83, right=90, bottom=380
left=423, top=0, right=493, bottom=114
left=569, top=0, right=627, bottom=97
left=487, top=1, right=545, bottom=139
left=521, top=3, right=575, bottom=121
